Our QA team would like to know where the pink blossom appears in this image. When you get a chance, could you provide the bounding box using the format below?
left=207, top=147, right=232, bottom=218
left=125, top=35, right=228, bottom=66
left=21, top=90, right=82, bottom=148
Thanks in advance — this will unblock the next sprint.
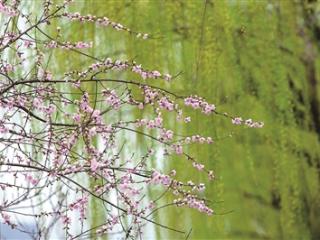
left=193, top=162, right=205, bottom=171
left=1, top=212, right=11, bottom=225
left=173, top=144, right=183, bottom=155
left=206, top=137, right=213, bottom=144
left=73, top=113, right=81, bottom=123
left=154, top=116, right=163, bottom=127
left=72, top=80, right=81, bottom=88
left=158, top=97, right=174, bottom=111
left=32, top=97, right=43, bottom=109
left=198, top=183, right=206, bottom=192
left=23, top=40, right=33, bottom=48
left=103, top=89, right=121, bottom=109
left=150, top=170, right=172, bottom=186
left=0, top=2, right=18, bottom=16
left=61, top=215, right=71, bottom=225
left=151, top=70, right=161, bottom=78
left=138, top=103, right=144, bottom=109
left=160, top=129, right=173, bottom=141
left=24, top=174, right=39, bottom=185
left=232, top=117, right=264, bottom=128
left=232, top=117, right=242, bottom=125
left=44, top=104, right=56, bottom=116
left=88, top=127, right=97, bottom=137
left=184, top=117, right=191, bottom=123
left=0, top=122, right=8, bottom=134
left=163, top=73, right=172, bottom=81
left=202, top=103, right=216, bottom=114
left=132, top=64, right=142, bottom=74
left=90, top=158, right=98, bottom=172
left=184, top=96, right=216, bottom=115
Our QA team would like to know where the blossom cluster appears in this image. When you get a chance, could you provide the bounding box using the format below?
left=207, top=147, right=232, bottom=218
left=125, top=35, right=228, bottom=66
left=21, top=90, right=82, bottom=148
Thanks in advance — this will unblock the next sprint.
left=184, top=95, right=216, bottom=115
left=174, top=196, right=213, bottom=216
left=149, top=170, right=172, bottom=186
left=184, top=135, right=213, bottom=144
left=103, top=88, right=121, bottom=110
left=24, top=174, right=39, bottom=185
left=132, top=63, right=172, bottom=81
left=45, top=40, right=93, bottom=49
left=0, top=1, right=18, bottom=17
left=63, top=12, right=149, bottom=39
left=0, top=62, right=14, bottom=73
left=65, top=58, right=172, bottom=82
left=69, top=195, right=89, bottom=220
left=232, top=117, right=264, bottom=128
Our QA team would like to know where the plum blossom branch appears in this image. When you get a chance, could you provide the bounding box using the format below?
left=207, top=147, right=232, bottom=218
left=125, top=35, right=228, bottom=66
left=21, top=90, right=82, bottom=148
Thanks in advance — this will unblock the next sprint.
left=0, top=1, right=263, bottom=239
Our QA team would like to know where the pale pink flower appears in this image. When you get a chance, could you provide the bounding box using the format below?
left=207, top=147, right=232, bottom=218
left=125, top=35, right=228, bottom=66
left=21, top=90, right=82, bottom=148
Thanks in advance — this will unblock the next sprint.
left=174, top=144, right=183, bottom=155
left=90, top=158, right=98, bottom=172
left=73, top=113, right=81, bottom=123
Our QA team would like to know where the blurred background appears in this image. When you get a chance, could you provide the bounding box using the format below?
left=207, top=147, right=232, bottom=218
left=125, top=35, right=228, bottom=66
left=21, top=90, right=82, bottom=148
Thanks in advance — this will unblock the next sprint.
left=19, top=0, right=320, bottom=239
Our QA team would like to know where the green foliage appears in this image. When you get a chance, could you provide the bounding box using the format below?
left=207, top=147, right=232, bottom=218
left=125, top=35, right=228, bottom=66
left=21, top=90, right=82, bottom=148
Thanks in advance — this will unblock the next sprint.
left=49, top=0, right=320, bottom=239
